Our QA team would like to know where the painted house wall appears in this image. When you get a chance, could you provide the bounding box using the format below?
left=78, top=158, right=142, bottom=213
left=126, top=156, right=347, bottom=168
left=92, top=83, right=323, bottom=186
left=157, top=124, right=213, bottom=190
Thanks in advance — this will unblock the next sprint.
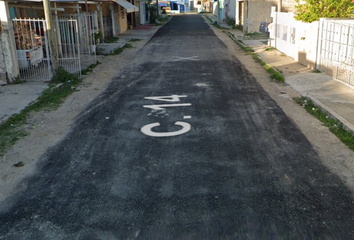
left=225, top=0, right=235, bottom=21
left=281, top=0, right=297, bottom=12
left=247, top=0, right=277, bottom=32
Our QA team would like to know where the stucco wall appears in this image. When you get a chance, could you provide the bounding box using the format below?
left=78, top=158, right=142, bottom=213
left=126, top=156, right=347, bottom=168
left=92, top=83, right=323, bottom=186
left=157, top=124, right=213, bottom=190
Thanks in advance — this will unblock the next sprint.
left=248, top=0, right=278, bottom=33
left=281, top=0, right=297, bottom=12
left=117, top=4, right=128, bottom=33
left=225, top=0, right=235, bottom=21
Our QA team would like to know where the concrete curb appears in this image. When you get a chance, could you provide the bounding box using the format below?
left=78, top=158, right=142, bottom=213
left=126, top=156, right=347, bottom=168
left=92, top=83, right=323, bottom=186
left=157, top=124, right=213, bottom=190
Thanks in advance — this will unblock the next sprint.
left=307, top=95, right=354, bottom=134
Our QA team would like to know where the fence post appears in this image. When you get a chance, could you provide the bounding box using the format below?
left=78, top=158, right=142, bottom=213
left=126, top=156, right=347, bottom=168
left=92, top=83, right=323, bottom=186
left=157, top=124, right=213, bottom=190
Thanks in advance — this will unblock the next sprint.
left=43, top=0, right=58, bottom=77
left=315, top=18, right=323, bottom=71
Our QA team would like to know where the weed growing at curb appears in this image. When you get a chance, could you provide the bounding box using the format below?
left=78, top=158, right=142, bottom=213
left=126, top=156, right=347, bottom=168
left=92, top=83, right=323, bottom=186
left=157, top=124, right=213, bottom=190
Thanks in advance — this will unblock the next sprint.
left=205, top=15, right=213, bottom=24
left=205, top=16, right=222, bottom=29
left=295, top=97, right=354, bottom=151
left=226, top=31, right=285, bottom=82
left=253, top=55, right=285, bottom=82
left=12, top=77, right=25, bottom=84
left=81, top=61, right=101, bottom=75
left=112, top=43, right=133, bottom=55
left=104, top=36, right=119, bottom=43
left=0, top=67, right=84, bottom=156
left=129, top=39, right=142, bottom=42
left=265, top=47, right=275, bottom=51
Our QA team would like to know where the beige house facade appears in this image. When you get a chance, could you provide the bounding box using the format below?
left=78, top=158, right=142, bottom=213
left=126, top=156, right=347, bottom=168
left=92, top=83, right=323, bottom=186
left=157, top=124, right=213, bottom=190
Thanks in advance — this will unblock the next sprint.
left=235, top=0, right=298, bottom=33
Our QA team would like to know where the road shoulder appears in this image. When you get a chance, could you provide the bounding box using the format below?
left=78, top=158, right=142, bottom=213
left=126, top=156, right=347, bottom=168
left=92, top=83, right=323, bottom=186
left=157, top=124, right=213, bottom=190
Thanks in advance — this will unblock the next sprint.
left=203, top=16, right=354, bottom=193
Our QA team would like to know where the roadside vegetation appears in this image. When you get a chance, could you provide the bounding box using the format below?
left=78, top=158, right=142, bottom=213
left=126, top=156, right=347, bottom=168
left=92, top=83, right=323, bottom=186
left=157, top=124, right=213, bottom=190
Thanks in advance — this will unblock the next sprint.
left=294, top=0, right=354, bottom=23
left=205, top=15, right=284, bottom=82
left=156, top=15, right=171, bottom=26
left=226, top=32, right=285, bottom=82
left=295, top=97, right=354, bottom=151
left=111, top=43, right=133, bottom=55
left=97, top=43, right=133, bottom=56
left=0, top=64, right=100, bottom=156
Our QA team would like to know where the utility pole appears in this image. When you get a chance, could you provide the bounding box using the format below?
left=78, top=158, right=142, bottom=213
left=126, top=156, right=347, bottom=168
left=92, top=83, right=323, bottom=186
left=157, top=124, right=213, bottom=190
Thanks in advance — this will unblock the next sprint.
left=43, top=0, right=58, bottom=77
left=156, top=0, right=159, bottom=18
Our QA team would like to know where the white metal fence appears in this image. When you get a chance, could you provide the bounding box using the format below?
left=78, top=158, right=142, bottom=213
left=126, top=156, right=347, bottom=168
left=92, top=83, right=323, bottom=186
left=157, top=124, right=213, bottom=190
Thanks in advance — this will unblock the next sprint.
left=13, top=13, right=97, bottom=81
left=12, top=18, right=51, bottom=81
left=269, top=12, right=354, bottom=88
left=318, top=19, right=354, bottom=87
left=57, top=12, right=98, bottom=65
left=56, top=19, right=81, bottom=75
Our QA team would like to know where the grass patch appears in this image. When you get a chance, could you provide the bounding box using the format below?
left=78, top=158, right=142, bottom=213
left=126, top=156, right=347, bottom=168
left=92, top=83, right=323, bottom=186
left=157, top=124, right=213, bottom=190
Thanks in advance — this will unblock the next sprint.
left=81, top=61, right=101, bottom=75
left=12, top=77, right=25, bottom=84
left=234, top=25, right=243, bottom=31
left=265, top=47, right=275, bottom=51
left=112, top=43, right=133, bottom=55
left=213, top=22, right=222, bottom=29
left=205, top=16, right=221, bottom=28
left=205, top=16, right=213, bottom=24
left=104, top=36, right=119, bottom=43
left=295, top=97, right=354, bottom=151
left=244, top=32, right=269, bottom=39
left=155, top=15, right=170, bottom=26
left=0, top=67, right=83, bottom=156
left=253, top=55, right=285, bottom=82
left=129, top=39, right=142, bottom=42
left=226, top=31, right=284, bottom=82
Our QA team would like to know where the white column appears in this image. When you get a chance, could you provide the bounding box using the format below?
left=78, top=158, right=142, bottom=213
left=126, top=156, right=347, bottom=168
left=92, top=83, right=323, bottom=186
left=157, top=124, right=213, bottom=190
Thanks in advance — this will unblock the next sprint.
left=110, top=3, right=116, bottom=36
left=97, top=3, right=105, bottom=40
left=0, top=0, right=19, bottom=82
left=235, top=1, right=239, bottom=25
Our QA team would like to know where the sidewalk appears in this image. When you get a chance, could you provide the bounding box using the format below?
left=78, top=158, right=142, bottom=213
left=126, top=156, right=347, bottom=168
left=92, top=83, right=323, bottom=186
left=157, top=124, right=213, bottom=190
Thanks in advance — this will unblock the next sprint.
left=0, top=24, right=160, bottom=124
left=228, top=31, right=354, bottom=132
left=206, top=13, right=354, bottom=132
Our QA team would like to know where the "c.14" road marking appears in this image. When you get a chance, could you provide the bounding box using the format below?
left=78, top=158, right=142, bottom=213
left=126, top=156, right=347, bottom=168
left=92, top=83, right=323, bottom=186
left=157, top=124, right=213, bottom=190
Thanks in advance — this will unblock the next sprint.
left=141, top=95, right=192, bottom=137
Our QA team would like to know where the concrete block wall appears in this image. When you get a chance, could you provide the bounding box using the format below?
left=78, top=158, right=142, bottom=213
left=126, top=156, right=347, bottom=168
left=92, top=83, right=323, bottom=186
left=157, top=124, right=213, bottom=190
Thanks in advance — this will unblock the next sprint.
left=248, top=0, right=278, bottom=33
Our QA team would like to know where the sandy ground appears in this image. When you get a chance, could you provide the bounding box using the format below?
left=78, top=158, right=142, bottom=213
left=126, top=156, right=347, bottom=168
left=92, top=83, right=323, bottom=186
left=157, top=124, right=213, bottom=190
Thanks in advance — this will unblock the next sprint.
left=1, top=18, right=354, bottom=205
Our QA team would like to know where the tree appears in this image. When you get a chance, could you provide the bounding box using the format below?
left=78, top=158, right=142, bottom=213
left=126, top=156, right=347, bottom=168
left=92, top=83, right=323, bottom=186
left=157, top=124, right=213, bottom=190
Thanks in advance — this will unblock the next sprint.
left=294, top=0, right=354, bottom=23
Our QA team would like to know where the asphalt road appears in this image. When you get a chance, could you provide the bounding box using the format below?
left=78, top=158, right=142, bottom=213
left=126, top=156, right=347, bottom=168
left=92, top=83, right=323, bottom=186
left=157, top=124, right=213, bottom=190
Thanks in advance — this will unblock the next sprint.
left=1, top=15, right=354, bottom=240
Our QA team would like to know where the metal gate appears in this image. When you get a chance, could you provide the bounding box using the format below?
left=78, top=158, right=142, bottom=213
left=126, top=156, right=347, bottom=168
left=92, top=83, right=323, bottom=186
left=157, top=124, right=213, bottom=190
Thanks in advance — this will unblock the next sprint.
left=13, top=14, right=96, bottom=82
left=56, top=18, right=81, bottom=75
left=56, top=13, right=97, bottom=69
left=317, top=18, right=354, bottom=87
left=12, top=18, right=51, bottom=81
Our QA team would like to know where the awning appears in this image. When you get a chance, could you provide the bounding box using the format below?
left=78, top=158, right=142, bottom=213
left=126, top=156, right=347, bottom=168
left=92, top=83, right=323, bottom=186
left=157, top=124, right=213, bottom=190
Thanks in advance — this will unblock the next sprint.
left=113, top=0, right=139, bottom=13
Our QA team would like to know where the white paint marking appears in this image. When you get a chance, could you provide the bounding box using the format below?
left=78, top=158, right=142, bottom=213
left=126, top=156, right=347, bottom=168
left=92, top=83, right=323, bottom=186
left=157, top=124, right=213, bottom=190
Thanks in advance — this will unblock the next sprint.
left=172, top=56, right=199, bottom=62
left=141, top=121, right=191, bottom=137
left=144, top=95, right=187, bottom=102
left=143, top=103, right=192, bottom=110
left=183, top=116, right=191, bottom=119
left=195, top=83, right=208, bottom=87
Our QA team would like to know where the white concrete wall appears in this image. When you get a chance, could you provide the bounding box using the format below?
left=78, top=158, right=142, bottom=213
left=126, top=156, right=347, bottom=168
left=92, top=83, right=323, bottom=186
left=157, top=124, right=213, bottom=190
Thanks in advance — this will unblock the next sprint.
left=269, top=11, right=319, bottom=69
left=226, top=0, right=235, bottom=21
left=0, top=1, right=19, bottom=82
left=212, top=2, right=218, bottom=16
left=0, top=36, right=6, bottom=82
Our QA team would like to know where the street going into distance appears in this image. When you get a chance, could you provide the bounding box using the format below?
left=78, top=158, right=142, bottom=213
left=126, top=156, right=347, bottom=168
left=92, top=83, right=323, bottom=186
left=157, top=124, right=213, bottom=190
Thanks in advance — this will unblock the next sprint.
left=1, top=14, right=354, bottom=240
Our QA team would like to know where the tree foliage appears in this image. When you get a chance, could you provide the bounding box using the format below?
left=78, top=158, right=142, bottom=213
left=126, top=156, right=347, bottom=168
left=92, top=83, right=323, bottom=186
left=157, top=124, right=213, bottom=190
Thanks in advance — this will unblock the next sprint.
left=294, top=0, right=354, bottom=23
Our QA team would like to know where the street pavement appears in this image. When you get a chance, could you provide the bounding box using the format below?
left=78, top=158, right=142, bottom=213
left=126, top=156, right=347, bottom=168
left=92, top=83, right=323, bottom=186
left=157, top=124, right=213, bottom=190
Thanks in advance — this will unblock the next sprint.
left=1, top=15, right=354, bottom=239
